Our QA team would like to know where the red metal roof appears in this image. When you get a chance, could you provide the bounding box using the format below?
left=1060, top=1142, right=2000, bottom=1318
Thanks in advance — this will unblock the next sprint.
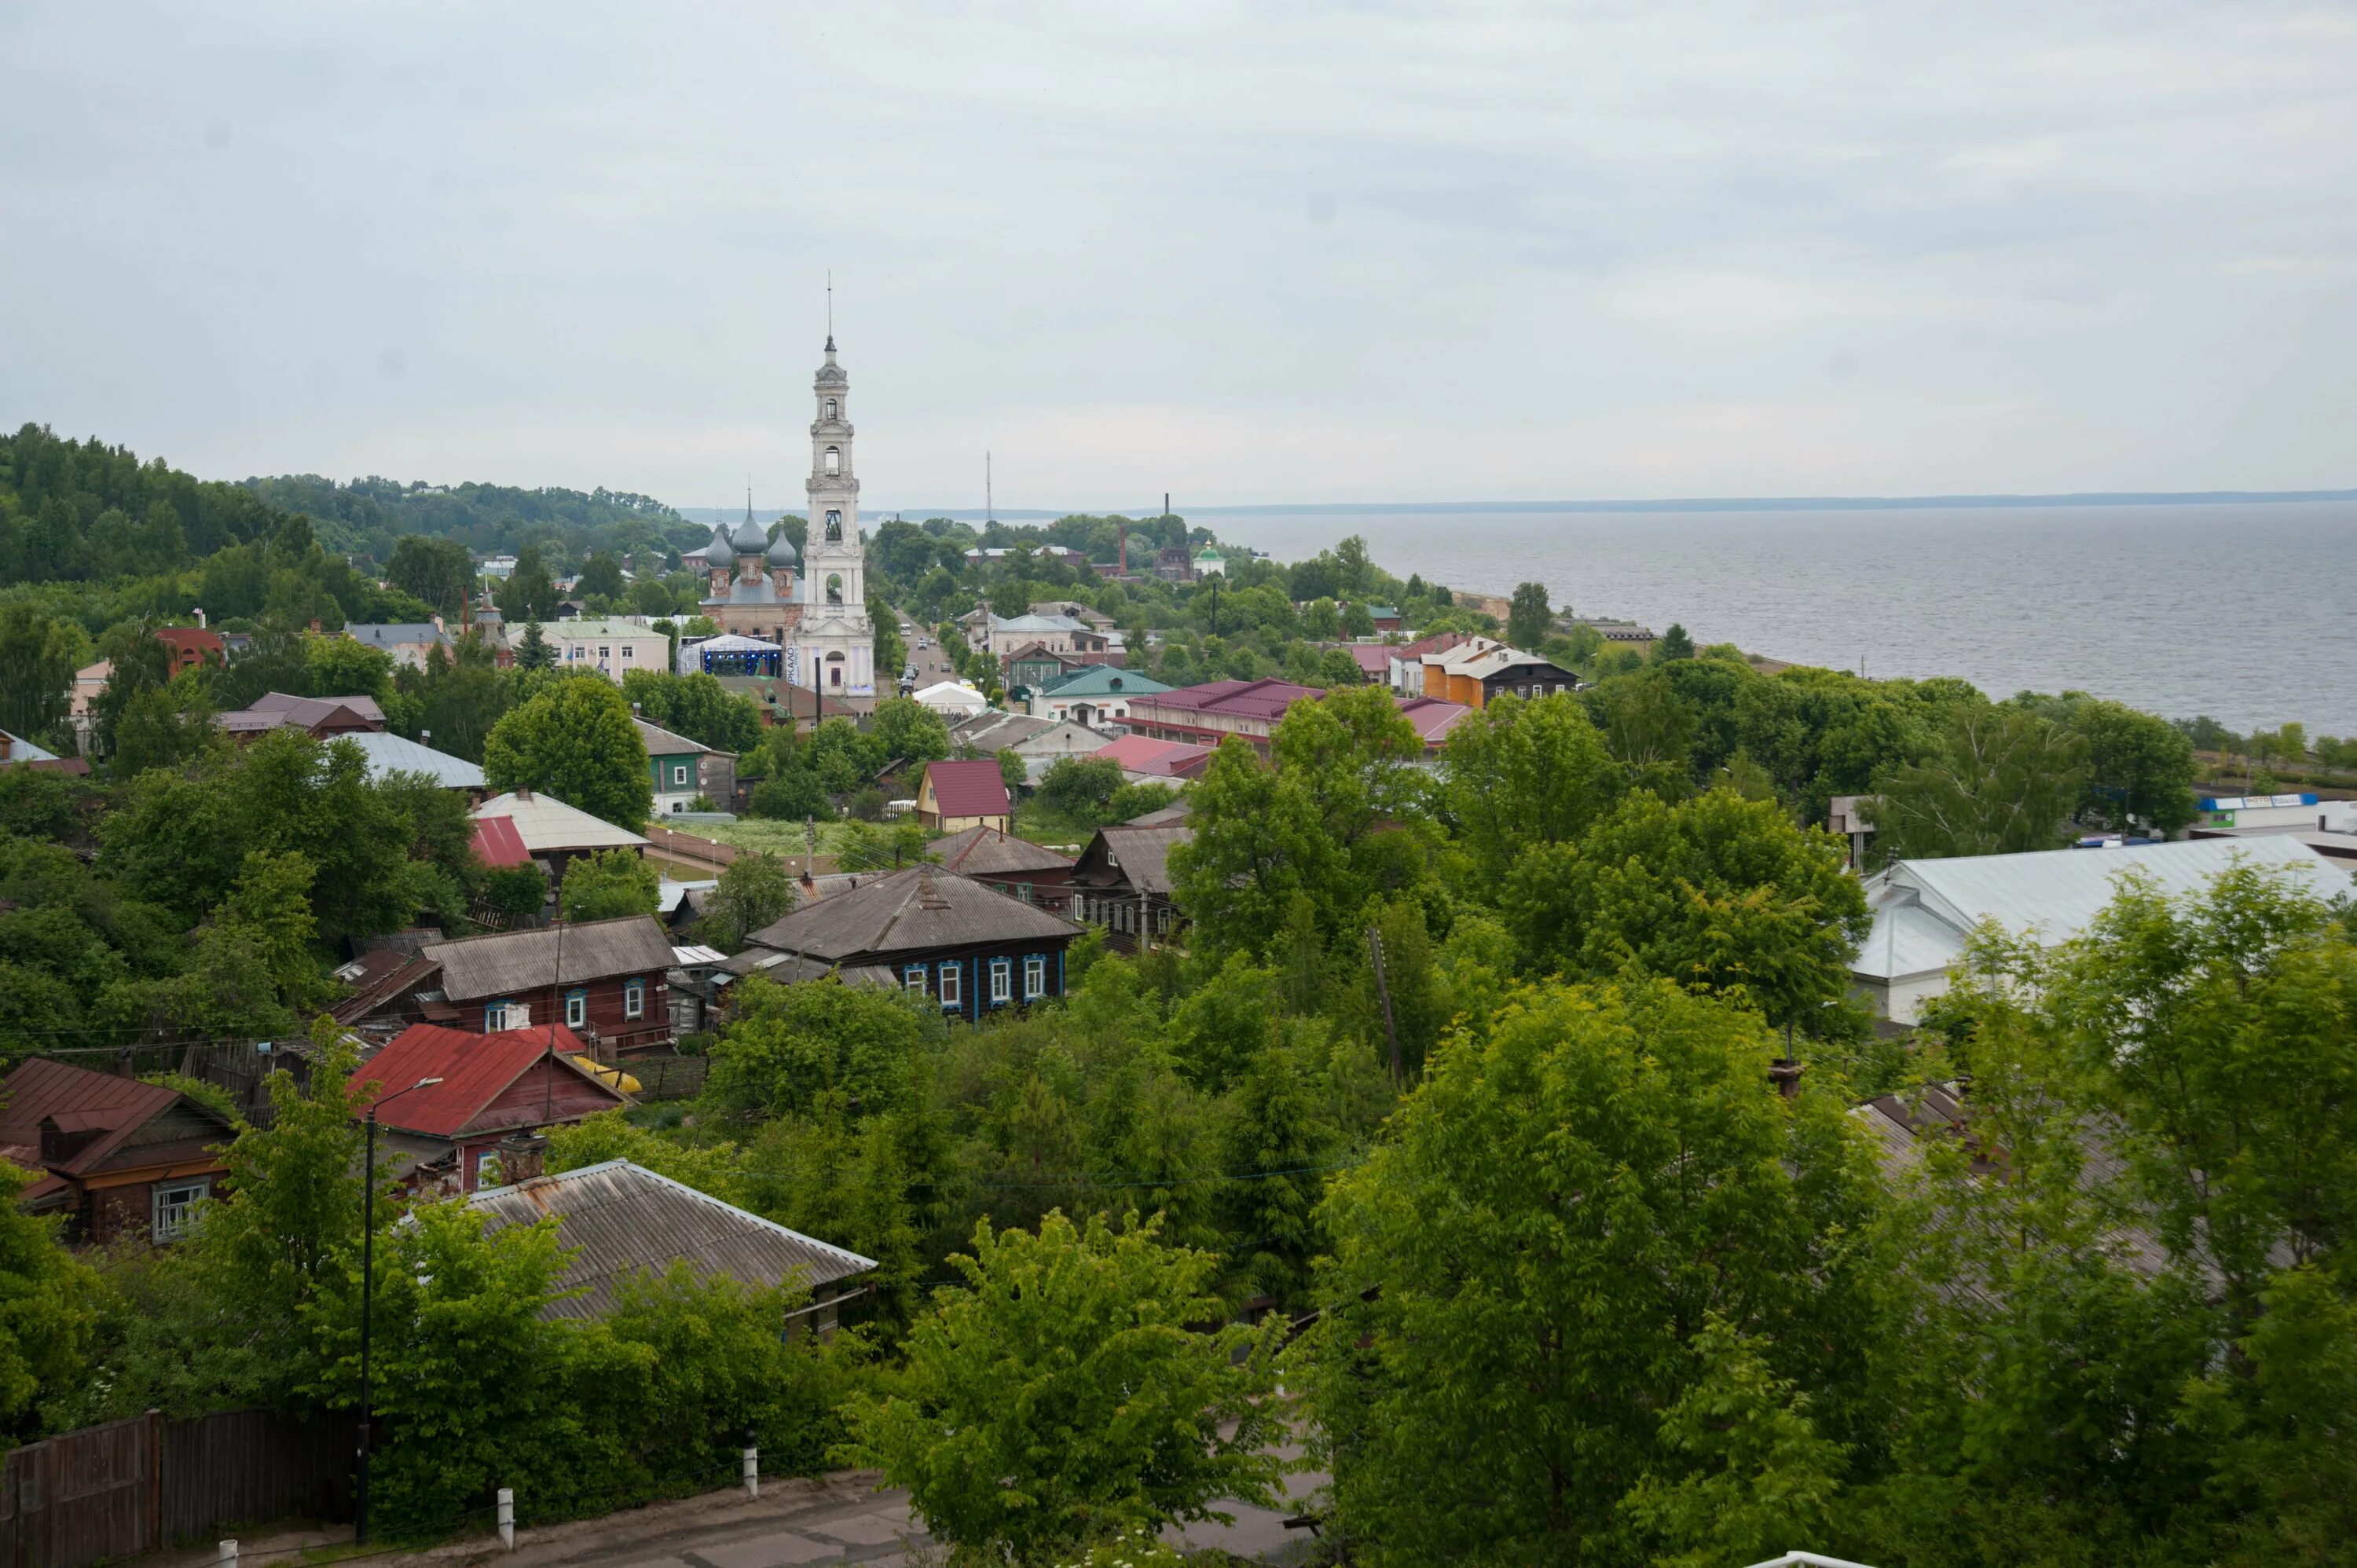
left=1092, top=735, right=1213, bottom=777
left=1343, top=644, right=1391, bottom=679
left=923, top=758, right=1012, bottom=820
left=1395, top=695, right=1472, bottom=749
left=352, top=1023, right=610, bottom=1138
left=0, top=1058, right=229, bottom=1176
left=470, top=815, right=533, bottom=869
left=1131, top=677, right=1324, bottom=723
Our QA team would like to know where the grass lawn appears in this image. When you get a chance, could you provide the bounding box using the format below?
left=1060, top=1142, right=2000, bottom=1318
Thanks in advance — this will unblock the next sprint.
left=690, top=818, right=865, bottom=858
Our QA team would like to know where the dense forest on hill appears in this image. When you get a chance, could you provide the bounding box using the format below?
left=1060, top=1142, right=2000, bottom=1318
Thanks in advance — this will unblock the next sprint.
left=240, top=473, right=699, bottom=567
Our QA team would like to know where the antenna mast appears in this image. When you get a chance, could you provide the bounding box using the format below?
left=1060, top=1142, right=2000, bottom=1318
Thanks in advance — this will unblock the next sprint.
left=986, top=450, right=994, bottom=525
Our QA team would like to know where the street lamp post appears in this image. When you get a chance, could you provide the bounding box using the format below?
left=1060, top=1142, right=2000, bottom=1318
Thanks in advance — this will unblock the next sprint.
left=355, top=1075, right=438, bottom=1547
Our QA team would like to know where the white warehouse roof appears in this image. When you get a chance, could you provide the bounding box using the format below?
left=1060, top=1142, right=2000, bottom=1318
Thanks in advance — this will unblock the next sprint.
left=1854, top=834, right=2351, bottom=984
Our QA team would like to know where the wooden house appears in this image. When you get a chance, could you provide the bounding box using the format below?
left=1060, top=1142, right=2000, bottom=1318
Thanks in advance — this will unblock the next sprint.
left=0, top=1060, right=236, bottom=1245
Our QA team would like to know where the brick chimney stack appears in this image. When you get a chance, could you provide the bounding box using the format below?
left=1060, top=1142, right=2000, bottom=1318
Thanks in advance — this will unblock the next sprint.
left=495, top=1130, right=548, bottom=1185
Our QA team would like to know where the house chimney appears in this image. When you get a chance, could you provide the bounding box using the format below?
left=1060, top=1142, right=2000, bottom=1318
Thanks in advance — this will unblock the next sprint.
left=495, top=1130, right=548, bottom=1185
left=193, top=606, right=206, bottom=629
left=310, top=618, right=322, bottom=634
left=515, top=786, right=533, bottom=800
left=0, top=735, right=10, bottom=761
left=1768, top=1057, right=1805, bottom=1101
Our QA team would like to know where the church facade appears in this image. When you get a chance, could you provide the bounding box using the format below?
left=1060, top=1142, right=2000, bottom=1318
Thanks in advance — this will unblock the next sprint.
left=691, top=332, right=876, bottom=699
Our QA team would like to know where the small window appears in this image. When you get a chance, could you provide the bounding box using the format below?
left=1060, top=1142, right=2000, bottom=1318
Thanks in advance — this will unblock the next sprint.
left=599, top=646, right=611, bottom=661
left=990, top=958, right=1011, bottom=1004
left=673, top=764, right=690, bottom=785
left=904, top=965, right=927, bottom=995
left=824, top=446, right=841, bottom=474
left=624, top=978, right=645, bottom=1020
left=1025, top=954, right=1046, bottom=998
left=152, top=1177, right=211, bottom=1243
left=566, top=989, right=587, bottom=1028
left=938, top=962, right=962, bottom=1009
left=825, top=397, right=838, bottom=419
left=621, top=646, right=633, bottom=659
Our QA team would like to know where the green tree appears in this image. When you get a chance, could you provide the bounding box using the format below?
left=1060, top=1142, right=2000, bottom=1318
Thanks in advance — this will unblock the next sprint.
left=706, top=974, right=940, bottom=1119
left=841, top=1211, right=1287, bottom=1562
left=483, top=676, right=652, bottom=828
left=0, top=1163, right=97, bottom=1441
left=995, top=747, right=1026, bottom=796
left=577, top=550, right=625, bottom=601
left=1654, top=621, right=1696, bottom=662
left=1304, top=977, right=1882, bottom=1563
left=1865, top=708, right=2087, bottom=863
left=697, top=850, right=797, bottom=951
left=618, top=669, right=761, bottom=753
left=496, top=544, right=559, bottom=624
left=1508, top=581, right=1552, bottom=650
left=1299, top=598, right=1340, bottom=640
left=1441, top=692, right=1622, bottom=889
left=2061, top=696, right=2201, bottom=833
left=384, top=535, right=477, bottom=617
left=514, top=619, right=554, bottom=670
left=867, top=696, right=950, bottom=767
left=304, top=634, right=394, bottom=701
left=559, top=846, right=660, bottom=921
left=109, top=677, right=214, bottom=778
left=0, top=604, right=77, bottom=743
left=1505, top=788, right=1868, bottom=1028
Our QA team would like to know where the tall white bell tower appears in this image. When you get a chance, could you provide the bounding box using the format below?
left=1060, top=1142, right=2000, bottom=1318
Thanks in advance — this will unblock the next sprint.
left=792, top=319, right=875, bottom=697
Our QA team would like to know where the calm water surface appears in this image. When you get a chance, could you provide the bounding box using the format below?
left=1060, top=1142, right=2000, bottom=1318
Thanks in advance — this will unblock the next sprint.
left=1207, top=503, right=2357, bottom=736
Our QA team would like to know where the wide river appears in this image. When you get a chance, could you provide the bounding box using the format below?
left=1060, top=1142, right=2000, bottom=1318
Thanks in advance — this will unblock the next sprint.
left=1199, top=501, right=2357, bottom=737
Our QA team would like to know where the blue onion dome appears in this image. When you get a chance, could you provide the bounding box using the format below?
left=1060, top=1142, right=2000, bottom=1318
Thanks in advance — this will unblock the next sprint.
left=702, top=527, right=733, bottom=570
left=766, top=529, right=798, bottom=567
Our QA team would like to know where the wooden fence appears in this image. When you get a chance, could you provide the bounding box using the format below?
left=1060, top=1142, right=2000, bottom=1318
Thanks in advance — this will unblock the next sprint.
left=0, top=1409, right=350, bottom=1568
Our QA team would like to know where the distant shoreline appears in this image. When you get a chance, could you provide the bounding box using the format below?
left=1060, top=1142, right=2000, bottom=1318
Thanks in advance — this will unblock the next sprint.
left=849, top=489, right=2357, bottom=523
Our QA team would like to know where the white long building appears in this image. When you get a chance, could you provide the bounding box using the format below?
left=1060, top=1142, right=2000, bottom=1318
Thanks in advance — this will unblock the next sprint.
left=1852, top=835, right=2352, bottom=1024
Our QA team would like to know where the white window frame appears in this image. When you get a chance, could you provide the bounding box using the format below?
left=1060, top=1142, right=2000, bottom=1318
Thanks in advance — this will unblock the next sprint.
left=565, top=989, right=588, bottom=1028
left=1025, top=954, right=1046, bottom=999
left=624, top=978, right=645, bottom=1020
left=905, top=965, right=927, bottom=995
left=990, top=958, right=1011, bottom=1005
left=673, top=764, right=690, bottom=786
left=152, top=1176, right=211, bottom=1243
left=937, top=961, right=962, bottom=1009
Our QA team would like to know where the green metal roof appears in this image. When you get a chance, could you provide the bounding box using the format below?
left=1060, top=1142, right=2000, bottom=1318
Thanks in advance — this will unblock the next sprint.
left=1037, top=665, right=1174, bottom=698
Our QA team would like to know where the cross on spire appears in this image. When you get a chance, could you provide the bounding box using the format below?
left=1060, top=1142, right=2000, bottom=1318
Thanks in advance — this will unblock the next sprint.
left=825, top=270, right=834, bottom=353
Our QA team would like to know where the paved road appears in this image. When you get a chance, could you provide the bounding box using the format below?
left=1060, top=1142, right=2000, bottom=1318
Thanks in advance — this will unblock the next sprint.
left=890, top=606, right=958, bottom=694
left=482, top=1460, right=1324, bottom=1568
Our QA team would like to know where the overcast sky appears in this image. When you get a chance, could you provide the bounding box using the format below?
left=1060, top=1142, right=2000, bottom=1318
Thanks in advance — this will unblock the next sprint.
left=4, top=2, right=2353, bottom=512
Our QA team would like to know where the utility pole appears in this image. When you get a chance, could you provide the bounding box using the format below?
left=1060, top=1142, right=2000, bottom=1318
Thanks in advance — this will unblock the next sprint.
left=356, top=1106, right=376, bottom=1544
left=1367, top=926, right=1402, bottom=1083
left=986, top=451, right=993, bottom=526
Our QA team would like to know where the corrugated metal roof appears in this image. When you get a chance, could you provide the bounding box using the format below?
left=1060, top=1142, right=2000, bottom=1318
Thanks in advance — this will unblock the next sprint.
left=471, top=792, right=650, bottom=852
left=0, top=1060, right=235, bottom=1176
left=465, top=1160, right=875, bottom=1320
left=469, top=816, right=533, bottom=869
left=743, top=865, right=1079, bottom=962
left=423, top=916, right=676, bottom=1002
left=1853, top=835, right=2352, bottom=981
left=633, top=719, right=713, bottom=758
left=335, top=731, right=486, bottom=788
left=354, top=1023, right=615, bottom=1136
left=934, top=825, right=1076, bottom=877
left=923, top=760, right=1012, bottom=820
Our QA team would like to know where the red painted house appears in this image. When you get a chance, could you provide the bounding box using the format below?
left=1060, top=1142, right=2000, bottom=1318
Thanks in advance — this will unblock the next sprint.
left=354, top=1023, right=626, bottom=1195
left=0, top=1059, right=236, bottom=1246
left=420, top=917, right=677, bottom=1056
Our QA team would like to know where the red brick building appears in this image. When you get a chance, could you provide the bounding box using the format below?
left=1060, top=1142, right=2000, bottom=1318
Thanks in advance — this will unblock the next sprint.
left=154, top=625, right=227, bottom=672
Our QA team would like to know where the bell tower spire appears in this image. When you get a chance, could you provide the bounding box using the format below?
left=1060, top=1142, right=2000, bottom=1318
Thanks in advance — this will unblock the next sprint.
left=794, top=310, right=871, bottom=698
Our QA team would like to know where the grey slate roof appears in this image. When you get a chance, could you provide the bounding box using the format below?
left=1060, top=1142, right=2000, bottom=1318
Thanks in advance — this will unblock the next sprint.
left=421, top=916, right=676, bottom=1002
left=933, top=825, right=1077, bottom=877
left=633, top=718, right=713, bottom=758
left=718, top=948, right=899, bottom=989
left=464, top=1159, right=875, bottom=1321
left=743, top=865, right=1080, bottom=962
left=1072, top=822, right=1190, bottom=896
